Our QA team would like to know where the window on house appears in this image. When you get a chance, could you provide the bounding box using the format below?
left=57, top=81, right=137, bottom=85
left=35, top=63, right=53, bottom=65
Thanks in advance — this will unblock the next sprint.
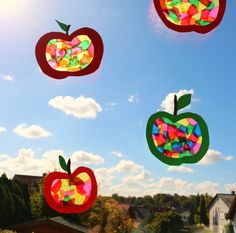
left=213, top=209, right=218, bottom=225
left=219, top=212, right=225, bottom=220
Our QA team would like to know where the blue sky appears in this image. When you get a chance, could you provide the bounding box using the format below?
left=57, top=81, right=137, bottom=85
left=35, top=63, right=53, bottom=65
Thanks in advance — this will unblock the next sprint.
left=0, top=0, right=235, bottom=196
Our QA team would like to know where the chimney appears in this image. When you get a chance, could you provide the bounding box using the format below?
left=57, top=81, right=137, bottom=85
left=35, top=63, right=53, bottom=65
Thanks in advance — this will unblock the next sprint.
left=231, top=191, right=235, bottom=195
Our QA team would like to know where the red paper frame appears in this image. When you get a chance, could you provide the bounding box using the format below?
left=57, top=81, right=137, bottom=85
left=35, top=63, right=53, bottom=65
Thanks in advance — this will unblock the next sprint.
left=153, top=0, right=226, bottom=34
left=44, top=167, right=97, bottom=214
left=35, top=28, right=104, bottom=79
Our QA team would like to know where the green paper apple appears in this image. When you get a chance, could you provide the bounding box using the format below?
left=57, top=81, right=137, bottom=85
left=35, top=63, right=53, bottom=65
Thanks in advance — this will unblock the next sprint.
left=146, top=94, right=209, bottom=165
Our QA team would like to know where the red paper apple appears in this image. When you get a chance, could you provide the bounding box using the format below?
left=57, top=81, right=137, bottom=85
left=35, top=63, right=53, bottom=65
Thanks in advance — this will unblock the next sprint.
left=44, top=156, right=97, bottom=214
left=153, top=0, right=226, bottom=33
left=35, top=20, right=104, bottom=79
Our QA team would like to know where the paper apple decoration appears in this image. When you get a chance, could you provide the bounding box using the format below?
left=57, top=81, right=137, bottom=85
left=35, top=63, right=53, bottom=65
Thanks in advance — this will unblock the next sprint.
left=44, top=155, right=97, bottom=214
left=35, top=20, right=104, bottom=79
left=153, top=0, right=226, bottom=33
left=146, top=94, right=209, bottom=165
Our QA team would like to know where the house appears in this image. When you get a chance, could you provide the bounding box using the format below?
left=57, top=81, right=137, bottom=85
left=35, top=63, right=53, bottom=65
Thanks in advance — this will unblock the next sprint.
left=8, top=216, right=88, bottom=233
left=117, top=203, right=172, bottom=228
left=225, top=195, right=236, bottom=232
left=13, top=174, right=42, bottom=186
left=208, top=192, right=236, bottom=233
left=178, top=210, right=191, bottom=224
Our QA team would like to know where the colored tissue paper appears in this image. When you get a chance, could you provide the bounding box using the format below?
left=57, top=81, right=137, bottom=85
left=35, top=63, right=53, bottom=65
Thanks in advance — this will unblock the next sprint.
left=160, top=0, right=220, bottom=26
left=152, top=117, right=202, bottom=158
left=46, top=35, right=94, bottom=72
left=51, top=172, right=92, bottom=206
left=153, top=0, right=225, bottom=33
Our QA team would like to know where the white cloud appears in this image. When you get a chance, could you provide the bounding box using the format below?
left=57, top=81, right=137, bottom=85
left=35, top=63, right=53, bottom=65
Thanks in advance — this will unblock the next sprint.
left=0, top=127, right=6, bottom=133
left=194, top=181, right=220, bottom=195
left=198, top=149, right=233, bottom=165
left=48, top=96, right=102, bottom=119
left=1, top=74, right=13, bottom=81
left=71, top=151, right=104, bottom=165
left=13, top=124, right=51, bottom=139
left=167, top=166, right=194, bottom=173
left=128, top=94, right=139, bottom=103
left=111, top=151, right=124, bottom=158
left=0, top=148, right=104, bottom=178
left=115, top=159, right=144, bottom=173
left=0, top=147, right=226, bottom=197
left=95, top=167, right=116, bottom=192
left=160, top=89, right=194, bottom=113
left=144, top=178, right=219, bottom=196
left=106, top=102, right=118, bottom=107
left=225, top=183, right=236, bottom=193
left=43, top=150, right=64, bottom=164
left=0, top=148, right=61, bottom=177
left=123, top=170, right=152, bottom=185
left=225, top=155, right=234, bottom=161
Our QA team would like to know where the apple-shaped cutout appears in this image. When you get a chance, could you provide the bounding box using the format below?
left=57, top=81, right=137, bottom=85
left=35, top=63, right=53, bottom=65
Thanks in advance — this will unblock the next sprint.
left=35, top=20, right=104, bottom=79
left=44, top=155, right=97, bottom=214
left=146, top=94, right=209, bottom=165
left=153, top=0, right=226, bottom=33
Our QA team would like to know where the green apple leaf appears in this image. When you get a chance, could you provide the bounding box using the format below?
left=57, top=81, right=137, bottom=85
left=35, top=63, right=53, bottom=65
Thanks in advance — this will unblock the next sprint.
left=177, top=94, right=192, bottom=112
left=55, top=20, right=71, bottom=35
left=59, top=155, right=68, bottom=172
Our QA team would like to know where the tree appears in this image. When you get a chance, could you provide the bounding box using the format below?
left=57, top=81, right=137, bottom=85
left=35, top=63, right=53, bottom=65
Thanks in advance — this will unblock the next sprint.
left=196, top=193, right=200, bottom=211
left=224, top=223, right=235, bottom=233
left=0, top=174, right=33, bottom=227
left=142, top=195, right=154, bottom=207
left=88, top=196, right=134, bottom=232
left=143, top=212, right=183, bottom=233
left=30, top=179, right=56, bottom=219
left=0, top=185, right=15, bottom=227
left=200, top=195, right=208, bottom=225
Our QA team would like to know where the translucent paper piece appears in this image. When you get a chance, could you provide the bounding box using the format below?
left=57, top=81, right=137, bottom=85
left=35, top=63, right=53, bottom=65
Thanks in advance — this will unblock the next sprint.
left=51, top=172, right=92, bottom=206
left=152, top=117, right=202, bottom=158
left=46, top=36, right=94, bottom=72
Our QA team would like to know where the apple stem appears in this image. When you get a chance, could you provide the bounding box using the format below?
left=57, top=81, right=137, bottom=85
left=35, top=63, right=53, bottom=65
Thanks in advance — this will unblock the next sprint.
left=66, top=25, right=71, bottom=35
left=173, top=95, right=178, bottom=116
left=67, top=159, right=71, bottom=175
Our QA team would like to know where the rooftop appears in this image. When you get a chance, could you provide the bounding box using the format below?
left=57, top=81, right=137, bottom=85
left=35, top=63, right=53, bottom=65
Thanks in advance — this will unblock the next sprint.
left=13, top=174, right=42, bottom=186
left=9, top=216, right=88, bottom=233
left=208, top=193, right=236, bottom=210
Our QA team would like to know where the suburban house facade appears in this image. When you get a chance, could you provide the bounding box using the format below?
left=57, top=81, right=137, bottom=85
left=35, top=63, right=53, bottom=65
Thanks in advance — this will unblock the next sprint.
left=225, top=196, right=236, bottom=232
left=179, top=210, right=191, bottom=224
left=208, top=192, right=236, bottom=233
left=117, top=203, right=173, bottom=228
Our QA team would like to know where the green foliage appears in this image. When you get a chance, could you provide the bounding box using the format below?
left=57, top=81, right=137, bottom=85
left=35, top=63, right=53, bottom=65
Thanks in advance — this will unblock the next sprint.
left=192, top=224, right=212, bottom=233
left=143, top=211, right=183, bottom=233
left=88, top=196, right=134, bottom=233
left=30, top=178, right=57, bottom=219
left=224, top=223, right=234, bottom=233
left=200, top=196, right=208, bottom=225
left=0, top=174, right=31, bottom=227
